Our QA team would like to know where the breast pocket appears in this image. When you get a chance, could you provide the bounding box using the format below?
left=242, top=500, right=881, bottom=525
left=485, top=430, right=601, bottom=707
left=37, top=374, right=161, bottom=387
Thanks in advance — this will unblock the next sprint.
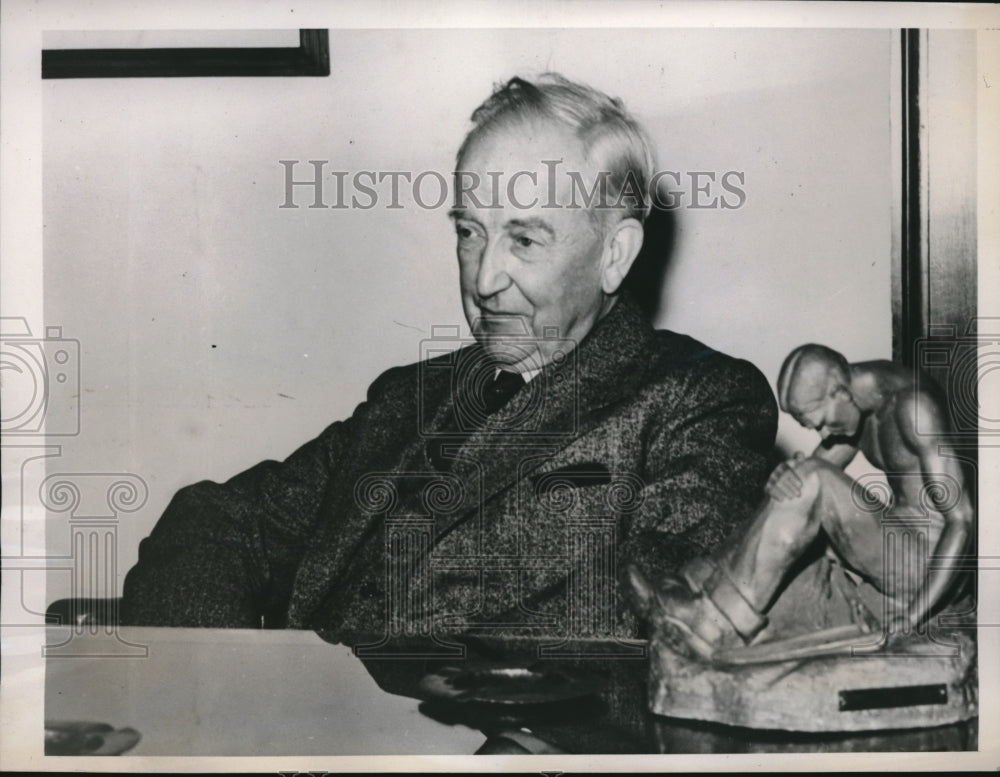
left=530, top=462, right=645, bottom=518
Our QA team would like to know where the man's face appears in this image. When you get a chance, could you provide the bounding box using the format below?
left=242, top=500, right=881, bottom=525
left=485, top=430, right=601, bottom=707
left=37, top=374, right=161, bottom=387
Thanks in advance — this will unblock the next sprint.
left=452, top=120, right=613, bottom=371
left=787, top=364, right=861, bottom=440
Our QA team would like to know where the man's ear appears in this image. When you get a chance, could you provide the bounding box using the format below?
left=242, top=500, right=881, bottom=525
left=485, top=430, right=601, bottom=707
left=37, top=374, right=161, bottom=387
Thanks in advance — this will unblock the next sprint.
left=600, top=217, right=644, bottom=295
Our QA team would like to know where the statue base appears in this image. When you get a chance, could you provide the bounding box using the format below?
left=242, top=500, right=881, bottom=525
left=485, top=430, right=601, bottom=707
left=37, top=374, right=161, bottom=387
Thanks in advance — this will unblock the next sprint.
left=649, top=626, right=977, bottom=732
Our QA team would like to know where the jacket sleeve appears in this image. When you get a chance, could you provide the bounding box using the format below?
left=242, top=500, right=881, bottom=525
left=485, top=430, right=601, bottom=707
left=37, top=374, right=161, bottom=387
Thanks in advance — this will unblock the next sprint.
left=120, top=371, right=397, bottom=628
left=622, top=356, right=778, bottom=588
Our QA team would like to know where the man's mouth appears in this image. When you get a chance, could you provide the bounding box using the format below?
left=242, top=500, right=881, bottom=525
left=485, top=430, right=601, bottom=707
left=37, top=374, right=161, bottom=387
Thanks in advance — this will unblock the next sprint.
left=478, top=306, right=517, bottom=316
left=471, top=311, right=530, bottom=338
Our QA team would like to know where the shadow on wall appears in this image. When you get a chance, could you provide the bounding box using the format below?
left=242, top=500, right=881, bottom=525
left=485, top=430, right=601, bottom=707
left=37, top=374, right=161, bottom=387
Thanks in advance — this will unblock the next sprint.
left=625, top=186, right=678, bottom=322
left=623, top=199, right=790, bottom=485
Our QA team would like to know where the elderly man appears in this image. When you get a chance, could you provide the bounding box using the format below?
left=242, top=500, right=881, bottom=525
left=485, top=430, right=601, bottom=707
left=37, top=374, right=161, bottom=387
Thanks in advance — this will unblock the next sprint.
left=121, top=74, right=776, bottom=642
left=629, top=343, right=974, bottom=663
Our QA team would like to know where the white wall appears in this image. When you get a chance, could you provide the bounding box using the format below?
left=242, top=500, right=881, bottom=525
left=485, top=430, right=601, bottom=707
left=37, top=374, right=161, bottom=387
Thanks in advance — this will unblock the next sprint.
left=42, top=27, right=892, bottom=597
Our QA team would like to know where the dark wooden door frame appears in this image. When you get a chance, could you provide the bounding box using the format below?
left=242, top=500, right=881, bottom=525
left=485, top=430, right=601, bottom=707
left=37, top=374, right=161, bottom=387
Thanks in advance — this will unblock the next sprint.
left=893, top=28, right=978, bottom=367
left=897, top=28, right=926, bottom=368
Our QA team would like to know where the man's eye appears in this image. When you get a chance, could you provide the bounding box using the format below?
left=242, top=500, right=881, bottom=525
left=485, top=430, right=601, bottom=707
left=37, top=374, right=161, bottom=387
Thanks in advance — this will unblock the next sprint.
left=514, top=235, right=535, bottom=248
left=455, top=225, right=477, bottom=240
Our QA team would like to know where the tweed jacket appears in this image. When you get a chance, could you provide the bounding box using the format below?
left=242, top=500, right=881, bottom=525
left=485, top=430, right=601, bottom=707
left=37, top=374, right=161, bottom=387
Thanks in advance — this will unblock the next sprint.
left=121, top=295, right=777, bottom=642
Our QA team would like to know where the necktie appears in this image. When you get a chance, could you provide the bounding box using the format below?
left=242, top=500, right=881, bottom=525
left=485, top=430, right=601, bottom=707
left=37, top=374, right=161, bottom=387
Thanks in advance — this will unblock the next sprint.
left=482, top=369, right=527, bottom=415
left=428, top=370, right=526, bottom=470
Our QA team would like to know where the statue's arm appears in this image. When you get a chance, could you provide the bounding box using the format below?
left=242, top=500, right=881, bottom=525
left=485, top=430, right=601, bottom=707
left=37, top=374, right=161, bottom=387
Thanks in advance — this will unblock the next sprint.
left=766, top=439, right=857, bottom=501
left=896, top=393, right=974, bottom=627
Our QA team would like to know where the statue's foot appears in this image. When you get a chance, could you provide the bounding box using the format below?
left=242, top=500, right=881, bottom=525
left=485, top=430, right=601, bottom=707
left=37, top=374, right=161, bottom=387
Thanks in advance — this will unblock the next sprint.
left=626, top=560, right=769, bottom=663
left=649, top=578, right=733, bottom=661
left=627, top=566, right=740, bottom=662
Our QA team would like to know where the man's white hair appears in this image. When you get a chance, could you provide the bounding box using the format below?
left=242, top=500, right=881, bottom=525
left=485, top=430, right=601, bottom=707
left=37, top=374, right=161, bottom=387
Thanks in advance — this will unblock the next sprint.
left=457, top=73, right=656, bottom=226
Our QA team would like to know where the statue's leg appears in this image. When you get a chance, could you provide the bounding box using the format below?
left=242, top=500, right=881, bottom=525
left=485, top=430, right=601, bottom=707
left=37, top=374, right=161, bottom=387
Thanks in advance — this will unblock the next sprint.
left=628, top=457, right=884, bottom=661
left=719, top=457, right=865, bottom=614
left=818, top=491, right=944, bottom=605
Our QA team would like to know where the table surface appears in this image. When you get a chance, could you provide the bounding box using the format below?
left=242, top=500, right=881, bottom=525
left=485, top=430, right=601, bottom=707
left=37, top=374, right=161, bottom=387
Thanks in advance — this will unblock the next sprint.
left=44, top=626, right=488, bottom=756
left=44, top=626, right=978, bottom=756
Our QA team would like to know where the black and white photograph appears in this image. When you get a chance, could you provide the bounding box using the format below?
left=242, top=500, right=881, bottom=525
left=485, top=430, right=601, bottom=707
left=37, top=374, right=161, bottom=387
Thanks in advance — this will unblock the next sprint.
left=1, top=0, right=998, bottom=770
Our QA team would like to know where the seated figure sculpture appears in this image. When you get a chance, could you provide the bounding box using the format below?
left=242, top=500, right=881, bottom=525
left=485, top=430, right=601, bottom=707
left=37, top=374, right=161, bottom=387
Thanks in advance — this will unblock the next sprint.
left=629, top=343, right=975, bottom=665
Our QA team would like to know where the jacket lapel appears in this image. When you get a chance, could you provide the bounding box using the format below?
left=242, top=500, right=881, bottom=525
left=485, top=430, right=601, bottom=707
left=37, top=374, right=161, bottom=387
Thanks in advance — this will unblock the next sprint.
left=290, top=293, right=655, bottom=630
left=435, top=294, right=656, bottom=539
left=287, top=362, right=453, bottom=628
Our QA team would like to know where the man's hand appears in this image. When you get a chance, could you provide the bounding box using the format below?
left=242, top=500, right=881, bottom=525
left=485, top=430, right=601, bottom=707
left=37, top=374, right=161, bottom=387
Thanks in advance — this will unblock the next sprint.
left=765, top=452, right=806, bottom=501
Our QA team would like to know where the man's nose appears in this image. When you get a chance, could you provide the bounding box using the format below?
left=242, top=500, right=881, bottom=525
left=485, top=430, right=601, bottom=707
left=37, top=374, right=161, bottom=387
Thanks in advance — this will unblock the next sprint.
left=476, top=240, right=512, bottom=299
